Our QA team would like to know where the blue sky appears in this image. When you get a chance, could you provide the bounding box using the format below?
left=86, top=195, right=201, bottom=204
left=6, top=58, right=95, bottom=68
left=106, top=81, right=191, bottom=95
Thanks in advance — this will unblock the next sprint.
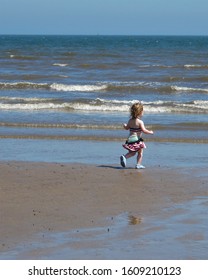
left=1, top=0, right=207, bottom=35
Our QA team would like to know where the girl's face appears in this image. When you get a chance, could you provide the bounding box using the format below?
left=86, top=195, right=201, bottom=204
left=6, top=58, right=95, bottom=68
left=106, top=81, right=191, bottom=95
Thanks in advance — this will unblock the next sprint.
left=139, top=110, right=144, bottom=117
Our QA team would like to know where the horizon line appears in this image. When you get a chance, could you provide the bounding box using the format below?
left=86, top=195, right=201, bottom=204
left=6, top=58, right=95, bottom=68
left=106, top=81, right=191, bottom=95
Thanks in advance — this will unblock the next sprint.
left=0, top=33, right=208, bottom=37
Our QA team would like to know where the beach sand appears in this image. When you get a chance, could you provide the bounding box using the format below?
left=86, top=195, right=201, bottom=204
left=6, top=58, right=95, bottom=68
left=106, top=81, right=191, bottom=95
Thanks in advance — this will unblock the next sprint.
left=0, top=161, right=207, bottom=259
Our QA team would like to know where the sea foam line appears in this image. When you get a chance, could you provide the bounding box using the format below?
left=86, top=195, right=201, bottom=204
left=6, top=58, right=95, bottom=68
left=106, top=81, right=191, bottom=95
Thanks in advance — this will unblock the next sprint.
left=1, top=81, right=208, bottom=94
left=0, top=82, right=49, bottom=89
left=0, top=82, right=107, bottom=92
left=0, top=99, right=208, bottom=113
left=184, top=64, right=208, bottom=69
left=50, top=83, right=107, bottom=92
left=0, top=96, right=55, bottom=102
left=172, top=86, right=208, bottom=93
left=52, top=63, right=68, bottom=67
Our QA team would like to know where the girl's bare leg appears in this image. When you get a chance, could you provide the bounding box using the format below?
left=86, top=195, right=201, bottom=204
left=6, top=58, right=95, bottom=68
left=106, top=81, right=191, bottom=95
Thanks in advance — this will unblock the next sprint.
left=120, top=151, right=136, bottom=167
left=125, top=151, right=136, bottom=159
left=137, top=149, right=143, bottom=165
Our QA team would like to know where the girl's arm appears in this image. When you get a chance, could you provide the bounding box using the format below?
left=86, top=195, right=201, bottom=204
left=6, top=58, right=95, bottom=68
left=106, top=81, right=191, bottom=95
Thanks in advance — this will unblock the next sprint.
left=123, top=123, right=129, bottom=130
left=123, top=120, right=130, bottom=130
left=139, top=120, right=154, bottom=134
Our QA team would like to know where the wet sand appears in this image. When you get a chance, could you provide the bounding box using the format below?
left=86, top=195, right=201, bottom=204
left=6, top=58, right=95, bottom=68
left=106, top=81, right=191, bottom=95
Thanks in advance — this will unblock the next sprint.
left=0, top=161, right=207, bottom=259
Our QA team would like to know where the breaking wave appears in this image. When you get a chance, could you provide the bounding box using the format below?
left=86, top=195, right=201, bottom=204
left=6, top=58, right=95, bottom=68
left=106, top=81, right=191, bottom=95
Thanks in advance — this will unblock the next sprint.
left=0, top=97, right=207, bottom=113
left=50, top=83, right=107, bottom=92
left=184, top=64, right=208, bottom=69
left=0, top=81, right=208, bottom=94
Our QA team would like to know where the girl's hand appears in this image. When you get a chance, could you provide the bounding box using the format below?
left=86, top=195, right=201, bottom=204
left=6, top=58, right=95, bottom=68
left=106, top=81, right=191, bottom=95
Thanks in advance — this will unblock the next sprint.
left=123, top=123, right=128, bottom=129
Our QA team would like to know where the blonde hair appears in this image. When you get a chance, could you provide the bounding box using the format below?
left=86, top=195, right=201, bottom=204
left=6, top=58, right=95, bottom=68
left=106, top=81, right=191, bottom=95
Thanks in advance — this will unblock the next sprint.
left=130, top=102, right=143, bottom=119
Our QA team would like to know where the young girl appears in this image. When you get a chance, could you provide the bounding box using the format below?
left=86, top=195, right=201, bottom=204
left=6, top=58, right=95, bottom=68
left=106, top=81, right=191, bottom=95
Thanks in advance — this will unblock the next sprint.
left=120, top=102, right=154, bottom=169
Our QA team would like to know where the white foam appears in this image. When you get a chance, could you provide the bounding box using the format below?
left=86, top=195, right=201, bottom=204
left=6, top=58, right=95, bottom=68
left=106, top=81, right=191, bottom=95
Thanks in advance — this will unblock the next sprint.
left=50, top=83, right=107, bottom=92
left=0, top=96, right=53, bottom=102
left=69, top=100, right=173, bottom=113
left=96, top=98, right=140, bottom=105
left=93, top=99, right=173, bottom=113
left=68, top=103, right=129, bottom=112
left=0, top=103, right=64, bottom=110
left=1, top=98, right=207, bottom=113
left=188, top=100, right=208, bottom=110
left=0, top=82, right=48, bottom=89
left=171, top=86, right=208, bottom=93
left=145, top=106, right=171, bottom=113
left=53, top=63, right=68, bottom=67
left=184, top=64, right=208, bottom=68
left=193, top=100, right=208, bottom=105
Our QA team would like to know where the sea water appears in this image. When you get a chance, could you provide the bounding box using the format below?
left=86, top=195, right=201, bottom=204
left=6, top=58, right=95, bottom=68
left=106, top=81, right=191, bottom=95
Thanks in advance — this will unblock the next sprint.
left=0, top=35, right=208, bottom=164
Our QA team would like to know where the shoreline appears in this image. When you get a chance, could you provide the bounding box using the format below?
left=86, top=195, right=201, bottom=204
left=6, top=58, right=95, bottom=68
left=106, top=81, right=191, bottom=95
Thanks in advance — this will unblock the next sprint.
left=0, top=161, right=207, bottom=259
left=0, top=134, right=208, bottom=144
left=0, top=139, right=207, bottom=169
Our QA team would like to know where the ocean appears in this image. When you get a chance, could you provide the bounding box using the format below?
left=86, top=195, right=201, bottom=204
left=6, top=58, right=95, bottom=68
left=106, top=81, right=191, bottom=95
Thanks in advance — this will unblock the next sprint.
left=0, top=35, right=208, bottom=164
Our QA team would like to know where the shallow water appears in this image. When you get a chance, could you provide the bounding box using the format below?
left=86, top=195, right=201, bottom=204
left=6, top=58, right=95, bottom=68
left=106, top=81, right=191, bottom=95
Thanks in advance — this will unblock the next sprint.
left=0, top=139, right=207, bottom=169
